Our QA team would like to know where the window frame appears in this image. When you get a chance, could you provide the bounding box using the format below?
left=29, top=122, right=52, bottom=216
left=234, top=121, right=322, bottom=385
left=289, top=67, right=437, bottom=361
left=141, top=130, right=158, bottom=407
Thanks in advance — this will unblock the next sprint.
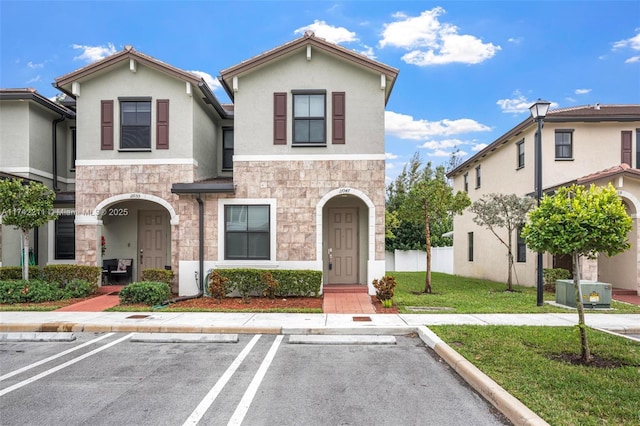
left=554, top=129, right=574, bottom=160
left=463, top=173, right=469, bottom=192
left=54, top=214, right=75, bottom=260
left=516, top=139, right=525, bottom=169
left=224, top=204, right=271, bottom=260
left=70, top=127, right=77, bottom=171
left=516, top=225, right=526, bottom=263
left=222, top=127, right=234, bottom=171
left=468, top=232, right=474, bottom=262
left=292, top=90, right=326, bottom=147
left=119, top=97, right=152, bottom=151
left=475, top=165, right=481, bottom=189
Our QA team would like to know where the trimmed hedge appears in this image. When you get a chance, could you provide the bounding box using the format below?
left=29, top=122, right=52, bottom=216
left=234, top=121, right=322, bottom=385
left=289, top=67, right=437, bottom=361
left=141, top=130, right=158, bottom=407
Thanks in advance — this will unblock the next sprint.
left=210, top=268, right=322, bottom=300
left=0, top=279, right=97, bottom=304
left=0, top=264, right=100, bottom=286
left=119, top=281, right=171, bottom=306
left=141, top=268, right=174, bottom=286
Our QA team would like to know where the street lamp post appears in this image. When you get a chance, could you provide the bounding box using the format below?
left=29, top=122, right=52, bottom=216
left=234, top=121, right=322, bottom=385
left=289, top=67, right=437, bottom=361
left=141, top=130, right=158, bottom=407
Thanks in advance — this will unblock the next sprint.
left=529, top=99, right=551, bottom=307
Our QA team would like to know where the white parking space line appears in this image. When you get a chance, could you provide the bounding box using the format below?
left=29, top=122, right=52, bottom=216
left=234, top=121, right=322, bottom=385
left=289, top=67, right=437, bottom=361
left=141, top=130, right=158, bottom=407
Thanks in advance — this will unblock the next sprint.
left=227, top=335, right=284, bottom=426
left=0, top=333, right=132, bottom=396
left=0, top=333, right=116, bottom=382
left=182, top=334, right=262, bottom=426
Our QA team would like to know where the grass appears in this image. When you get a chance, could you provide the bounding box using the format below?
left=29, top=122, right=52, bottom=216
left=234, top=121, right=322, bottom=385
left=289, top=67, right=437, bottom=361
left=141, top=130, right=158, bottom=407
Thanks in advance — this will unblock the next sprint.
left=105, top=306, right=323, bottom=313
left=430, top=325, right=640, bottom=425
left=391, top=271, right=640, bottom=314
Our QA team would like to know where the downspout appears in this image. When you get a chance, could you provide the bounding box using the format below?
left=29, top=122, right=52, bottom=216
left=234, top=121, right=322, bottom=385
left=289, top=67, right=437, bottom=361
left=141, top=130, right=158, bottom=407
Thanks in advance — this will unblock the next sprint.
left=52, top=115, right=65, bottom=192
left=155, top=193, right=205, bottom=307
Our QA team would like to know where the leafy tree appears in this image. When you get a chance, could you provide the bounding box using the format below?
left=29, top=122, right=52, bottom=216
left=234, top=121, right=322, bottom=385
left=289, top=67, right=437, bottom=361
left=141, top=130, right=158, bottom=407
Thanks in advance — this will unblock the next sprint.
left=470, top=193, right=536, bottom=291
left=397, top=162, right=470, bottom=293
left=0, top=179, right=57, bottom=280
left=522, top=184, right=631, bottom=363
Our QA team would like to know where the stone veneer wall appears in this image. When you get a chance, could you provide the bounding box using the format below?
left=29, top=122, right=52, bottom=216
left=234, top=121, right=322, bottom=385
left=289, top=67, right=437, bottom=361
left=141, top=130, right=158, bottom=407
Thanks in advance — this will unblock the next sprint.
left=74, top=164, right=199, bottom=273
left=232, top=159, right=386, bottom=262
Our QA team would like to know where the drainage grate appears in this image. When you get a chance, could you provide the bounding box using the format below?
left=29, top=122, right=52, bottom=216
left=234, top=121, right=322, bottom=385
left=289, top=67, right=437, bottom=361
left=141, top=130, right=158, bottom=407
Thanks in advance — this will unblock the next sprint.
left=126, top=315, right=150, bottom=319
left=352, top=316, right=372, bottom=322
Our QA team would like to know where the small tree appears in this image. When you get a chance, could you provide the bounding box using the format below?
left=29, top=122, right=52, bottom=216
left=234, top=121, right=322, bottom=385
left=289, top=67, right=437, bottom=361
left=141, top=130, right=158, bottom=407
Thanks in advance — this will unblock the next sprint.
left=0, top=179, right=57, bottom=280
left=470, top=193, right=536, bottom=291
left=522, top=184, right=632, bottom=363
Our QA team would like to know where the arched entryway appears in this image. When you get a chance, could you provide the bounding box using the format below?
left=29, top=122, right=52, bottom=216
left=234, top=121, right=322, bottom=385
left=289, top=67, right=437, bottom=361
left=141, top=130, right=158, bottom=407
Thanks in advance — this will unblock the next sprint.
left=96, top=194, right=176, bottom=282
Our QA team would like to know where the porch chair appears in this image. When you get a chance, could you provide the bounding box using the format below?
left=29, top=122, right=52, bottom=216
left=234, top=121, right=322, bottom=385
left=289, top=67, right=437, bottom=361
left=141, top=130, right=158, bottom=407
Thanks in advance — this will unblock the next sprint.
left=109, top=258, right=133, bottom=284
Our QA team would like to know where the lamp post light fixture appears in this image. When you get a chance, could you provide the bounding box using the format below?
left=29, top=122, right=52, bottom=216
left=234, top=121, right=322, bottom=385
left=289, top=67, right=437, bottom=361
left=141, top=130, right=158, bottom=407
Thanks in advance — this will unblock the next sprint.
left=529, top=98, right=551, bottom=307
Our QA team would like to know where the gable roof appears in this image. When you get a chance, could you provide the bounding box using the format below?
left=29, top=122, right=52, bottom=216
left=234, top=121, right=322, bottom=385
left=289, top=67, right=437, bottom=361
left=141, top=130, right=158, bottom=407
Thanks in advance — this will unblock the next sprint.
left=219, top=31, right=399, bottom=104
left=447, top=104, right=640, bottom=178
left=0, top=88, right=75, bottom=118
left=53, top=46, right=229, bottom=118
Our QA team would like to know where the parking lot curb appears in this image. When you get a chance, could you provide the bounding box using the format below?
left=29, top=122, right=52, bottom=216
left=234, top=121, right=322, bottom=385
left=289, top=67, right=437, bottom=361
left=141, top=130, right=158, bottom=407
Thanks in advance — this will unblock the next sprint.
left=0, top=323, right=281, bottom=335
left=416, top=326, right=549, bottom=426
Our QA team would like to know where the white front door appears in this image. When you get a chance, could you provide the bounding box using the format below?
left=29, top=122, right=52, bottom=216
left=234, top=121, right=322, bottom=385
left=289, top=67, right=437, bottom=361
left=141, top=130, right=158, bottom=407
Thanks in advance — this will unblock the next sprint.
left=328, top=207, right=359, bottom=284
left=137, top=210, right=168, bottom=280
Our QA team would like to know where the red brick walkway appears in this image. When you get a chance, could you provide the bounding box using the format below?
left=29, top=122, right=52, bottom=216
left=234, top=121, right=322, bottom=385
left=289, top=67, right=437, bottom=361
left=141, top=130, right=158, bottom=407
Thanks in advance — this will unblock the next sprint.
left=55, top=285, right=124, bottom=312
left=322, top=284, right=375, bottom=314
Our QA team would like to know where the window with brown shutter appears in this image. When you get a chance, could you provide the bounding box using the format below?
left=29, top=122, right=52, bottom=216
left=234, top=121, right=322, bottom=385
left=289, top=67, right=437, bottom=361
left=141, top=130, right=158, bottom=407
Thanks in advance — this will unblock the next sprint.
left=621, top=130, right=632, bottom=167
left=332, top=92, right=345, bottom=144
left=274, top=92, right=287, bottom=145
left=101, top=100, right=114, bottom=150
left=156, top=99, right=169, bottom=149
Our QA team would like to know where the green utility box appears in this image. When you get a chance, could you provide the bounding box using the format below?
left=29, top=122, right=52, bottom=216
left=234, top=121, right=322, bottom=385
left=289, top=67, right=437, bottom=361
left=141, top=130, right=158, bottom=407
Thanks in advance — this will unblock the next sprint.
left=556, top=279, right=612, bottom=309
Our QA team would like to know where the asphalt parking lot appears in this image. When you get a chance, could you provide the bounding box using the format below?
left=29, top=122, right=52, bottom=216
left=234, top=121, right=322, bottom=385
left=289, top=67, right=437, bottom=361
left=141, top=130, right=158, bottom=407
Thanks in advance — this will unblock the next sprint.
left=1, top=332, right=509, bottom=425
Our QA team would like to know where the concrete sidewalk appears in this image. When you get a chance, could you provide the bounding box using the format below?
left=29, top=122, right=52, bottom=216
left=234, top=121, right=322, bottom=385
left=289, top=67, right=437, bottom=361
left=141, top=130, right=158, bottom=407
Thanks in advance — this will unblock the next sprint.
left=1, top=311, right=638, bottom=334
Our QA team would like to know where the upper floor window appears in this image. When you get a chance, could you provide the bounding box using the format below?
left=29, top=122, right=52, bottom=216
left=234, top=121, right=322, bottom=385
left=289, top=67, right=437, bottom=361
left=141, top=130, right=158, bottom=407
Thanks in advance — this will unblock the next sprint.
left=293, top=91, right=326, bottom=145
left=223, top=128, right=234, bottom=170
left=516, top=139, right=525, bottom=169
left=555, top=130, right=573, bottom=160
left=120, top=98, right=151, bottom=150
left=225, top=205, right=270, bottom=260
left=463, top=173, right=469, bottom=192
left=636, top=129, right=640, bottom=169
left=475, top=165, right=481, bottom=189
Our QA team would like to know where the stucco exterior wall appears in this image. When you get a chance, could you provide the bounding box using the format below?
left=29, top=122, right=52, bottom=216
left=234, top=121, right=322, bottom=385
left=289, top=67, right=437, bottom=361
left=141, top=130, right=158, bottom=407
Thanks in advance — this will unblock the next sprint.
left=233, top=48, right=385, bottom=156
left=0, top=101, right=29, bottom=168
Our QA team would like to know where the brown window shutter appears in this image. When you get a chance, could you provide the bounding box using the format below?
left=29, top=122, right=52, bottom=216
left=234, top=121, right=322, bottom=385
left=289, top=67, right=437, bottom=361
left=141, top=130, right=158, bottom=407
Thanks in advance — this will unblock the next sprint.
left=100, top=100, right=113, bottom=150
left=156, top=99, right=169, bottom=149
left=274, top=92, right=287, bottom=145
left=621, top=130, right=632, bottom=167
left=332, top=92, right=345, bottom=144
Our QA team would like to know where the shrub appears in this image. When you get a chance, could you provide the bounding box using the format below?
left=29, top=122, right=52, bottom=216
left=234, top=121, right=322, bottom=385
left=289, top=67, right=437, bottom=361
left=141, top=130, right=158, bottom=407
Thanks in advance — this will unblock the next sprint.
left=207, top=270, right=230, bottom=303
left=269, top=270, right=321, bottom=297
left=543, top=268, right=571, bottom=292
left=0, top=266, right=41, bottom=280
left=40, top=265, right=101, bottom=286
left=372, top=275, right=397, bottom=301
left=220, top=269, right=263, bottom=302
left=119, top=281, right=171, bottom=306
left=0, top=280, right=65, bottom=303
left=64, top=279, right=98, bottom=298
left=261, top=272, right=278, bottom=299
left=141, top=268, right=174, bottom=286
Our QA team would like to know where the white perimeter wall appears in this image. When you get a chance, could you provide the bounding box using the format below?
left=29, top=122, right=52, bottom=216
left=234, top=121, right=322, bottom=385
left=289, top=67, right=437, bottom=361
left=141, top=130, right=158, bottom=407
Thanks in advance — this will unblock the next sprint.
left=385, top=248, right=453, bottom=274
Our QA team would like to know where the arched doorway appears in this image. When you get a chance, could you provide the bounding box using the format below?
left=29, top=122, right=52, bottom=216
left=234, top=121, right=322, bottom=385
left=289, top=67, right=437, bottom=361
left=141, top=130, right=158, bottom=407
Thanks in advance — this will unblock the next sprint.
left=598, top=198, right=638, bottom=292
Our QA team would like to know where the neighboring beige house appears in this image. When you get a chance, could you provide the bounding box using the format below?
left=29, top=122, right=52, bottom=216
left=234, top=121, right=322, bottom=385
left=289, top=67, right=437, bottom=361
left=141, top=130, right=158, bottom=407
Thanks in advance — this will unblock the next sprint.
left=0, top=32, right=398, bottom=295
left=0, top=89, right=76, bottom=267
left=447, top=105, right=640, bottom=295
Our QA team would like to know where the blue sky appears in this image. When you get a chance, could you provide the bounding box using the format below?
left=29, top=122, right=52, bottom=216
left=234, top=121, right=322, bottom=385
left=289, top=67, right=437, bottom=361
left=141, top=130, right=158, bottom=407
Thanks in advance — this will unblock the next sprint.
left=1, top=1, right=639, bottom=182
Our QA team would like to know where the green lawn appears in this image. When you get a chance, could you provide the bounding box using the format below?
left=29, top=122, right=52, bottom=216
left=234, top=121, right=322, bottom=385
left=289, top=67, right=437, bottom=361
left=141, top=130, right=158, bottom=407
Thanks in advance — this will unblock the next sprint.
left=430, top=325, right=640, bottom=426
left=391, top=271, right=640, bottom=314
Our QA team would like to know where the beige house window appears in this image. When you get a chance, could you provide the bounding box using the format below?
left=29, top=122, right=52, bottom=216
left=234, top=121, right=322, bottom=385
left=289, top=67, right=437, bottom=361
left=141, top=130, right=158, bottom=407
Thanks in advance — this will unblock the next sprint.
left=516, top=139, right=525, bottom=169
left=555, top=129, right=573, bottom=160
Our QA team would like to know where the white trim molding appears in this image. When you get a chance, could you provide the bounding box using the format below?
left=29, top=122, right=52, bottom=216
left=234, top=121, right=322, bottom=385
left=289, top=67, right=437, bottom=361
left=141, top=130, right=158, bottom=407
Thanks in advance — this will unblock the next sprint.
left=234, top=154, right=385, bottom=162
left=95, top=193, right=179, bottom=225
left=0, top=167, right=75, bottom=184
left=75, top=158, right=197, bottom=167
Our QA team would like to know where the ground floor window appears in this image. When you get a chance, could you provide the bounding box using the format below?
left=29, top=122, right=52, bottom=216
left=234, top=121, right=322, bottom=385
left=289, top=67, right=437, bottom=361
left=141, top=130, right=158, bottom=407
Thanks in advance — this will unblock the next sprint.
left=55, top=214, right=75, bottom=259
left=224, top=205, right=270, bottom=260
left=468, top=232, right=474, bottom=261
left=516, top=226, right=526, bottom=263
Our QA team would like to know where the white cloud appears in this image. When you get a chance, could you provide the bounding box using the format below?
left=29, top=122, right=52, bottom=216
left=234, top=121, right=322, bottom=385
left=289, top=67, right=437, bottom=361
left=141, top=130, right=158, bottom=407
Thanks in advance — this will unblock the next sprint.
left=294, top=20, right=357, bottom=44
left=419, top=138, right=463, bottom=150
left=507, top=37, right=522, bottom=44
left=379, top=8, right=500, bottom=66
left=613, top=32, right=640, bottom=51
left=27, top=61, right=44, bottom=69
left=575, top=88, right=591, bottom=95
left=26, top=75, right=41, bottom=84
left=72, top=43, right=117, bottom=62
left=385, top=152, right=399, bottom=159
left=496, top=91, right=559, bottom=114
left=386, top=162, right=395, bottom=169
left=189, top=70, right=221, bottom=91
left=385, top=111, right=491, bottom=140
left=625, top=56, right=640, bottom=63
left=472, top=143, right=488, bottom=152
left=358, top=45, right=376, bottom=59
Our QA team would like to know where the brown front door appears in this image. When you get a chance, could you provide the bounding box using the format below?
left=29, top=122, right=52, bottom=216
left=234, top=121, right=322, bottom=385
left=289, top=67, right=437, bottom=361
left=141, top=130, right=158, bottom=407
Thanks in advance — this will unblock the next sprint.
left=138, top=210, right=168, bottom=280
left=328, top=207, right=359, bottom=284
